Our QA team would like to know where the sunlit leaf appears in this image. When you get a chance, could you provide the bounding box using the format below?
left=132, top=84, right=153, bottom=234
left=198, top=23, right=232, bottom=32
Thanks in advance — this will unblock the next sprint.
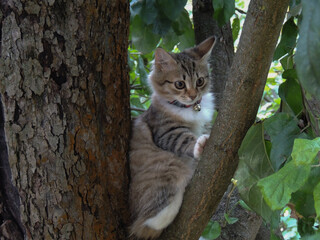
left=314, top=181, right=320, bottom=220
left=232, top=17, right=240, bottom=42
left=292, top=138, right=320, bottom=166
left=235, top=123, right=276, bottom=222
left=258, top=160, right=311, bottom=210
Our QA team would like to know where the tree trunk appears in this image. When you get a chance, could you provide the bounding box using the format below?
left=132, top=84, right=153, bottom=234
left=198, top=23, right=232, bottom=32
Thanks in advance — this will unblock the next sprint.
left=192, top=0, right=234, bottom=110
left=0, top=96, right=24, bottom=239
left=193, top=1, right=265, bottom=239
left=158, top=0, right=290, bottom=239
left=0, top=0, right=130, bottom=239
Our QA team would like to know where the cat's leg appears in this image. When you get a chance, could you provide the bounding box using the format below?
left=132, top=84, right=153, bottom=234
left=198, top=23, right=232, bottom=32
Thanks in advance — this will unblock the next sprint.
left=130, top=186, right=185, bottom=239
left=129, top=156, right=191, bottom=239
left=143, top=189, right=183, bottom=230
left=193, top=134, right=209, bottom=159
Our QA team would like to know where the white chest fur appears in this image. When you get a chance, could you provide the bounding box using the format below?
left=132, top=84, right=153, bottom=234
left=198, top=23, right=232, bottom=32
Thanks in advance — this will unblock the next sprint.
left=160, top=93, right=215, bottom=137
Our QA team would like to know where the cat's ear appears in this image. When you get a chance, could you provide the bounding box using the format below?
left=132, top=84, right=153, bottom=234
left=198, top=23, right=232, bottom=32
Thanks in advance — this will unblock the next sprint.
left=154, top=48, right=177, bottom=71
left=194, top=36, right=216, bottom=62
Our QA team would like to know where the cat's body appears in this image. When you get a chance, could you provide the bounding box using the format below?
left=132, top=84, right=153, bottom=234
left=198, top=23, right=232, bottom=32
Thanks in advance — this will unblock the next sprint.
left=129, top=36, right=216, bottom=239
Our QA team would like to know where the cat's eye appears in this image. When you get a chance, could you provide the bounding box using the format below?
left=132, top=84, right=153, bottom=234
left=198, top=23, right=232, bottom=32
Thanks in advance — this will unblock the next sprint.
left=174, top=81, right=185, bottom=89
left=196, top=77, right=205, bottom=87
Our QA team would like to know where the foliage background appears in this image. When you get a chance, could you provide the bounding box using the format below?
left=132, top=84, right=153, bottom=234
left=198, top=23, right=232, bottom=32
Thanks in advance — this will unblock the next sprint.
left=128, top=0, right=320, bottom=239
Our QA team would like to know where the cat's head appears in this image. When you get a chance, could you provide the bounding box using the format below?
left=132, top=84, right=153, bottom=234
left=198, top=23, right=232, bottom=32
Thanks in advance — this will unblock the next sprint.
left=149, top=36, right=216, bottom=105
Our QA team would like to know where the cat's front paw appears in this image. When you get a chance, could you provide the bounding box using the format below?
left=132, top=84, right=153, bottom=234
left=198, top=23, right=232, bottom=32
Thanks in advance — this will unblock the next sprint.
left=193, top=134, right=209, bottom=159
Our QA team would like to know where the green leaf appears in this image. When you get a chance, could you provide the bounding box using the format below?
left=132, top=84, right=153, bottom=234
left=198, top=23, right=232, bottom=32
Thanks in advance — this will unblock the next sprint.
left=314, top=181, right=320, bottom=220
left=131, top=16, right=161, bottom=53
left=232, top=17, right=240, bottom=42
left=258, top=160, right=311, bottom=210
left=137, top=55, right=148, bottom=87
left=238, top=199, right=252, bottom=211
left=152, top=14, right=172, bottom=35
left=282, top=69, right=298, bottom=80
left=264, top=113, right=305, bottom=171
left=172, top=9, right=192, bottom=36
left=270, top=231, right=282, bottom=240
left=178, top=27, right=195, bottom=50
left=298, top=217, right=316, bottom=237
left=291, top=138, right=320, bottom=166
left=224, top=213, right=239, bottom=224
left=280, top=54, right=294, bottom=70
left=156, top=0, right=187, bottom=21
left=223, top=0, right=236, bottom=24
left=273, top=18, right=298, bottom=60
left=235, top=123, right=276, bottom=222
left=278, top=78, right=303, bottom=116
left=213, top=0, right=235, bottom=27
left=161, top=29, right=179, bottom=51
left=202, top=220, right=221, bottom=240
left=301, top=233, right=320, bottom=240
left=130, top=96, right=144, bottom=109
left=291, top=167, right=320, bottom=218
left=130, top=0, right=143, bottom=17
left=295, top=0, right=320, bottom=100
left=140, top=0, right=157, bottom=24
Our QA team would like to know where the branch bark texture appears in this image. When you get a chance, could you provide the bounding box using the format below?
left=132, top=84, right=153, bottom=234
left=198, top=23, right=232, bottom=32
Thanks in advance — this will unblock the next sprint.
left=0, top=95, right=24, bottom=239
left=158, top=0, right=290, bottom=239
left=0, top=0, right=130, bottom=239
left=193, top=0, right=234, bottom=110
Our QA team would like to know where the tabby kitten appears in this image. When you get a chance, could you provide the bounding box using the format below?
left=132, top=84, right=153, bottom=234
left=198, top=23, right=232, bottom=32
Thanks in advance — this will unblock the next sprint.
left=129, top=36, right=216, bottom=239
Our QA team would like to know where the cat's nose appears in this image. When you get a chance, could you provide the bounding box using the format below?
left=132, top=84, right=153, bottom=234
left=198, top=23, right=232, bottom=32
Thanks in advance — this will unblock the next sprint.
left=189, top=95, right=196, bottom=100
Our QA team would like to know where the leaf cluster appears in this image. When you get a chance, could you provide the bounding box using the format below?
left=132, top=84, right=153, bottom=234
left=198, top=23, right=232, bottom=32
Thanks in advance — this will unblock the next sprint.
left=235, top=0, right=320, bottom=238
left=130, top=0, right=194, bottom=54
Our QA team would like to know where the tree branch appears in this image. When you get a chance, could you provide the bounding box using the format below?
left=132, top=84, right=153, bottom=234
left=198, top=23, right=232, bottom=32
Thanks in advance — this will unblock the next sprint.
left=193, top=0, right=234, bottom=111
left=158, top=0, right=290, bottom=239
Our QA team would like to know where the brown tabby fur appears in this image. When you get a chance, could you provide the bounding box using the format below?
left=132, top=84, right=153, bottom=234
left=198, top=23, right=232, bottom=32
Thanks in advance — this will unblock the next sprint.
left=129, top=36, right=216, bottom=239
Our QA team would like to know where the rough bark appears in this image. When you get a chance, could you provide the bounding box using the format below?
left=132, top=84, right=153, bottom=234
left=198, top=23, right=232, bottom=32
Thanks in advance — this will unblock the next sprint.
left=158, top=0, right=290, bottom=239
left=193, top=1, right=265, bottom=239
left=192, top=0, right=234, bottom=110
left=0, top=0, right=130, bottom=239
left=0, top=95, right=24, bottom=239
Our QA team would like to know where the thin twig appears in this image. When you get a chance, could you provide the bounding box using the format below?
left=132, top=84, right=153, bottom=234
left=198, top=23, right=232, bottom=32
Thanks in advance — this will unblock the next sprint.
left=236, top=7, right=247, bottom=14
left=131, top=107, right=146, bottom=112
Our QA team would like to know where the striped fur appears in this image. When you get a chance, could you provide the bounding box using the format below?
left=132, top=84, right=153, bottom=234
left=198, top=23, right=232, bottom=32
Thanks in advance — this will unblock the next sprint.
left=129, top=36, right=216, bottom=239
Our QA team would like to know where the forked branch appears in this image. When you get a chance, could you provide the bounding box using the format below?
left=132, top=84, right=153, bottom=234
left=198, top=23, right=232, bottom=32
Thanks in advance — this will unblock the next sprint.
left=158, top=0, right=290, bottom=239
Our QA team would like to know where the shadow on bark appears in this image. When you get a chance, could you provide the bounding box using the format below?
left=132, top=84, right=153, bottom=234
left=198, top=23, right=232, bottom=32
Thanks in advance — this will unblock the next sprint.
left=0, top=94, right=25, bottom=240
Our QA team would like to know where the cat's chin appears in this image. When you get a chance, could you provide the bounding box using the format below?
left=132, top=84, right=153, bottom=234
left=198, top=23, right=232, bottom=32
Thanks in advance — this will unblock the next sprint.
left=180, top=98, right=201, bottom=105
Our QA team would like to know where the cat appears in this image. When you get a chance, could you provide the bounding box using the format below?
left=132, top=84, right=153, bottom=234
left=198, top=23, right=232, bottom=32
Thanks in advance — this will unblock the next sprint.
left=129, top=36, right=216, bottom=239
